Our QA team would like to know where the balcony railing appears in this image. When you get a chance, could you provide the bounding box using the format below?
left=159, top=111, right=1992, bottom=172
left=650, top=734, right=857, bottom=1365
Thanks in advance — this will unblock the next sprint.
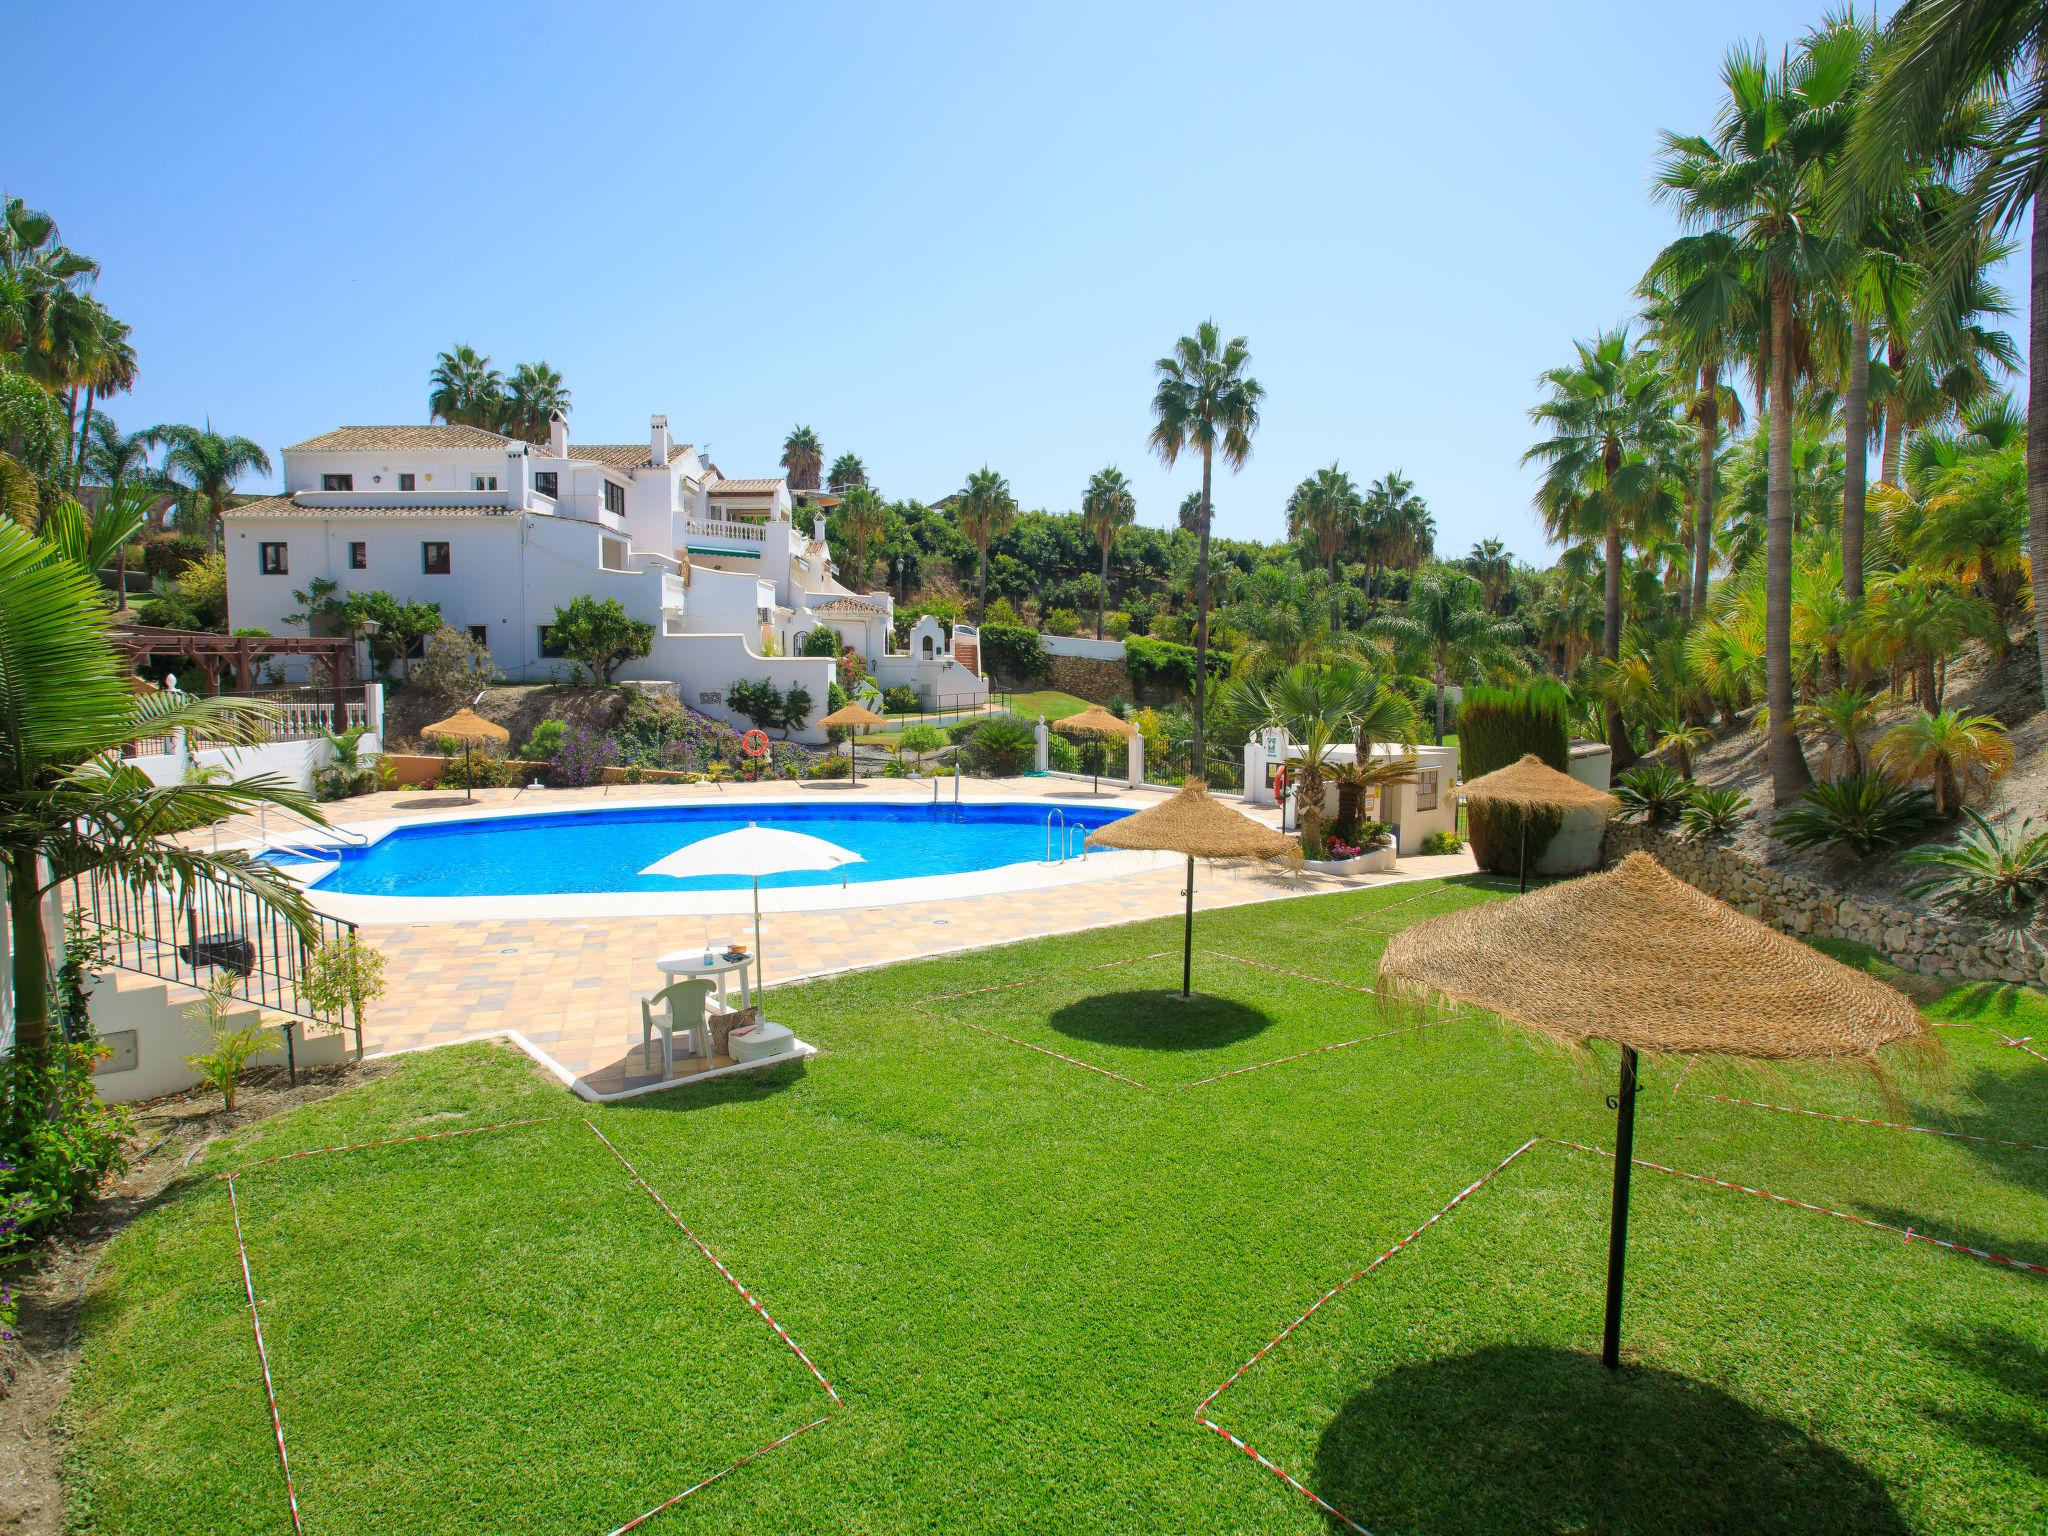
left=682, top=517, right=766, bottom=544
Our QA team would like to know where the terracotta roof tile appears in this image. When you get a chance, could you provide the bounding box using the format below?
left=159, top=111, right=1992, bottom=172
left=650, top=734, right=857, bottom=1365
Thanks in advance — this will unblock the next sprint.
left=706, top=477, right=785, bottom=495
left=286, top=425, right=514, bottom=452
left=221, top=495, right=513, bottom=520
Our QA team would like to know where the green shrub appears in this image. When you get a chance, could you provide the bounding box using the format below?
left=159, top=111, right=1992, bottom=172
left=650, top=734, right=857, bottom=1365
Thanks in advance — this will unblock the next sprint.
left=814, top=753, right=852, bottom=779
left=1900, top=811, right=2048, bottom=916
left=883, top=685, right=920, bottom=714
left=1678, top=786, right=1751, bottom=843
left=435, top=747, right=522, bottom=789
left=979, top=623, right=1047, bottom=684
left=964, top=715, right=1035, bottom=775
left=520, top=720, right=567, bottom=762
left=1, top=1041, right=131, bottom=1248
left=1123, top=635, right=1231, bottom=700
left=183, top=976, right=273, bottom=1113
left=1419, top=829, right=1465, bottom=856
left=1045, top=607, right=1081, bottom=636
left=897, top=722, right=946, bottom=769
left=1614, top=762, right=1691, bottom=825
left=1772, top=774, right=1939, bottom=857
left=1457, top=680, right=1572, bottom=872
left=798, top=626, right=842, bottom=658
left=1047, top=732, right=1080, bottom=772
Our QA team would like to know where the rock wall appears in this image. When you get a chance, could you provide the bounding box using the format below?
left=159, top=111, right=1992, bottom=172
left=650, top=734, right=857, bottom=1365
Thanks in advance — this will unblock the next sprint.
left=1043, top=653, right=1131, bottom=704
left=1603, top=822, right=2046, bottom=988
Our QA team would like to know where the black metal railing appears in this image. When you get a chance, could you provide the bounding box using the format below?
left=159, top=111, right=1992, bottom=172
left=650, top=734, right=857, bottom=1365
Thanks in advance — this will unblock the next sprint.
left=870, top=690, right=1016, bottom=732
left=68, top=865, right=358, bottom=1032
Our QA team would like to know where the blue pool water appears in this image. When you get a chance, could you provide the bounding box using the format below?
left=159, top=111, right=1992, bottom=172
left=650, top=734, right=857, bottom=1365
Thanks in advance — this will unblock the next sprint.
left=300, top=801, right=1133, bottom=898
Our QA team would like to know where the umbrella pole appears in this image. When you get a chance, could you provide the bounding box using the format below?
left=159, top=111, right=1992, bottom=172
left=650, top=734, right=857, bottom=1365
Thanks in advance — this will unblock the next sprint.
left=1601, top=1043, right=1639, bottom=1370
left=752, top=876, right=764, bottom=995
left=1182, top=855, right=1195, bottom=999
left=1518, top=815, right=1528, bottom=894
left=465, top=742, right=473, bottom=805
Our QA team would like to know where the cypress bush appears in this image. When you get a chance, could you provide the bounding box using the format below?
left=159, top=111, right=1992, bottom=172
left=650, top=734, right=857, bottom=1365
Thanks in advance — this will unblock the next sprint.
left=1457, top=681, right=1572, bottom=874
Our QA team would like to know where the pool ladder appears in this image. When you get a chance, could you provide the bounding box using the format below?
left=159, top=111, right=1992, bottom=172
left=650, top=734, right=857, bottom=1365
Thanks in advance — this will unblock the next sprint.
left=1044, top=809, right=1087, bottom=863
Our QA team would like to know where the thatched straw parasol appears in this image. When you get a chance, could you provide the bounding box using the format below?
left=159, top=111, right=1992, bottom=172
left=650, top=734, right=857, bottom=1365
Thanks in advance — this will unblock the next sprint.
left=421, top=706, right=510, bottom=804
left=1087, top=780, right=1301, bottom=996
left=1380, top=850, right=1929, bottom=1368
left=1460, top=754, right=1621, bottom=891
left=818, top=702, right=886, bottom=783
left=1054, top=705, right=1138, bottom=793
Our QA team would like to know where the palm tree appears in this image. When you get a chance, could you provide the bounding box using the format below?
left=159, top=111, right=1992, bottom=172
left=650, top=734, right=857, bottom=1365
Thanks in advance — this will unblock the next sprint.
left=82, top=415, right=155, bottom=600
left=145, top=423, right=272, bottom=552
left=58, top=305, right=137, bottom=492
left=827, top=453, right=867, bottom=495
left=502, top=361, right=570, bottom=443
left=427, top=345, right=504, bottom=430
left=1795, top=686, right=1881, bottom=777
left=1240, top=662, right=1369, bottom=853
left=1873, top=708, right=2012, bottom=815
left=838, top=483, right=887, bottom=587
left=955, top=466, right=1017, bottom=624
left=1176, top=491, right=1210, bottom=533
left=1523, top=326, right=1681, bottom=766
left=1150, top=322, right=1263, bottom=780
left=781, top=426, right=824, bottom=491
left=1373, top=568, right=1526, bottom=743
left=1, top=515, right=323, bottom=1054
left=1356, top=471, right=1434, bottom=611
left=1080, top=466, right=1136, bottom=639
left=1225, top=567, right=1346, bottom=680
left=1653, top=31, right=1863, bottom=803
left=1464, top=538, right=1514, bottom=613
left=1286, top=464, right=1363, bottom=633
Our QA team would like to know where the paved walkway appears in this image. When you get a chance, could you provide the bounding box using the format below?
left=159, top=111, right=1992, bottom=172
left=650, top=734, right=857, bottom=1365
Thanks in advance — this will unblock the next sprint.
left=246, top=779, right=1477, bottom=1099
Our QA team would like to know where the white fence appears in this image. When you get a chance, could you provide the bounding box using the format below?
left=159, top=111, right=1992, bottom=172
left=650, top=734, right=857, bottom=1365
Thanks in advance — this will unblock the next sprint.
left=1040, top=634, right=1126, bottom=662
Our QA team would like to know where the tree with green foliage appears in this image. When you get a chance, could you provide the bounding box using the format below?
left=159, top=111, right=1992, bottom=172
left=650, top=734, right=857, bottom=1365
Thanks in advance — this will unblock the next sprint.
left=781, top=426, right=823, bottom=491
left=548, top=593, right=653, bottom=683
left=955, top=466, right=1017, bottom=625
left=142, top=423, right=272, bottom=553
left=1080, top=466, right=1136, bottom=639
left=1373, top=569, right=1527, bottom=743
left=1286, top=464, right=1363, bottom=632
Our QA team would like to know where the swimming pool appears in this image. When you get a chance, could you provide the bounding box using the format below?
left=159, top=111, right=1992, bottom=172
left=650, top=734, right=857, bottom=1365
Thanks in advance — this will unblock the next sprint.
left=295, top=801, right=1134, bottom=899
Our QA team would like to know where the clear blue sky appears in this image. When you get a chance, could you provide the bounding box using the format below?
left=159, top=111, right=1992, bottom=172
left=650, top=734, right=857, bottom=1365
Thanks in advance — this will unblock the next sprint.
left=6, top=1, right=2025, bottom=563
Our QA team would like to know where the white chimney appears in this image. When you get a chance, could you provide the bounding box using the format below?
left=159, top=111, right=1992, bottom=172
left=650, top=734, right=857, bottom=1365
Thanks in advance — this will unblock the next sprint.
left=548, top=412, right=568, bottom=458
left=507, top=446, right=531, bottom=510
left=813, top=512, right=827, bottom=543
left=649, top=414, right=670, bottom=467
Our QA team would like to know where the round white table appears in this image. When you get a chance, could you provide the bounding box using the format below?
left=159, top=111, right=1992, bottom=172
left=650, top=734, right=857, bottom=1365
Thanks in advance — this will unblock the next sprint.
left=655, top=949, right=756, bottom=1012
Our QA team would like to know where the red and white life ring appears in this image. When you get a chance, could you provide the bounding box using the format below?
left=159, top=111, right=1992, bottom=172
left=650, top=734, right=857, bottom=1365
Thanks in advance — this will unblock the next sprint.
left=741, top=729, right=772, bottom=758
left=1271, top=765, right=1289, bottom=797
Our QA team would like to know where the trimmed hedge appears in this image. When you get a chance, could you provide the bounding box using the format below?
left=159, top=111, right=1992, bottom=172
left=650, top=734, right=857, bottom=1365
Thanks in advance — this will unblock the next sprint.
left=979, top=623, right=1048, bottom=684
left=1457, top=681, right=1572, bottom=874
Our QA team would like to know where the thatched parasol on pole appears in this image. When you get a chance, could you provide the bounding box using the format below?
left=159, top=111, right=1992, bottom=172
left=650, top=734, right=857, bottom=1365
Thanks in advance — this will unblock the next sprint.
left=1459, top=754, right=1621, bottom=892
left=1086, top=780, right=1301, bottom=996
left=421, top=706, right=509, bottom=804
left=1379, top=850, right=1929, bottom=1368
left=1054, top=704, right=1137, bottom=793
left=818, top=701, right=886, bottom=783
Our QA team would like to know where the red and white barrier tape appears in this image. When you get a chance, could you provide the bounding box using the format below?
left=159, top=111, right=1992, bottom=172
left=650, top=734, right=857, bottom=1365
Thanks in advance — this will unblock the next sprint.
left=582, top=1119, right=842, bottom=1405
left=1707, top=1094, right=2048, bottom=1153
left=226, top=1176, right=304, bottom=1535
left=1174, top=1019, right=1458, bottom=1091
left=603, top=1414, right=833, bottom=1536
left=219, top=1117, right=546, bottom=1173
left=1545, top=1136, right=2048, bottom=1279
left=1999, top=1033, right=2047, bottom=1064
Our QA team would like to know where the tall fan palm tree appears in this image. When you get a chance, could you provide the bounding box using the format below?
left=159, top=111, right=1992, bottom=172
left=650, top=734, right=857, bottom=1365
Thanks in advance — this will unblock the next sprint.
left=145, top=423, right=272, bottom=552
left=955, top=466, right=1017, bottom=624
left=427, top=345, right=505, bottom=430
left=1150, top=322, right=1263, bottom=778
left=1654, top=28, right=1864, bottom=802
left=1286, top=464, right=1363, bottom=633
left=838, top=483, right=887, bottom=587
left=1464, top=538, right=1514, bottom=613
left=502, top=361, right=571, bottom=443
left=1356, top=471, right=1434, bottom=611
left=1372, top=568, right=1527, bottom=744
left=1080, top=466, right=1136, bottom=639
left=1, top=515, right=322, bottom=1055
left=827, top=452, right=867, bottom=495
left=781, top=426, right=824, bottom=491
left=1523, top=326, right=1682, bottom=766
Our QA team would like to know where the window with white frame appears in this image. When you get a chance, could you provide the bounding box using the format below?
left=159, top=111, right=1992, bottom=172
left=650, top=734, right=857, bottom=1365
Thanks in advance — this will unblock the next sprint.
left=321, top=473, right=353, bottom=492
left=470, top=473, right=499, bottom=491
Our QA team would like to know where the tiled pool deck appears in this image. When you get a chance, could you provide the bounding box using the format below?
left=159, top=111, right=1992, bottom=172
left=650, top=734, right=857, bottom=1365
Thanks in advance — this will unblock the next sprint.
left=258, top=779, right=1476, bottom=1099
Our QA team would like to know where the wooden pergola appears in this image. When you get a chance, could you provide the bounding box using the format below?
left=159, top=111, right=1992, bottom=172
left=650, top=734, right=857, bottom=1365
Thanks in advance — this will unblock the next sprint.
left=107, top=623, right=357, bottom=725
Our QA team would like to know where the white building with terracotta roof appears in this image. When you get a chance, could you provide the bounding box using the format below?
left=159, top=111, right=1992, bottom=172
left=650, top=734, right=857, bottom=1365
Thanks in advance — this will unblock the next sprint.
left=222, top=416, right=986, bottom=742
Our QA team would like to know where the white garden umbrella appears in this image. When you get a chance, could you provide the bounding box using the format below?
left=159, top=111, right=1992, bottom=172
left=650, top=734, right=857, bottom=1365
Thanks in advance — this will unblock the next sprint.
left=640, top=822, right=863, bottom=989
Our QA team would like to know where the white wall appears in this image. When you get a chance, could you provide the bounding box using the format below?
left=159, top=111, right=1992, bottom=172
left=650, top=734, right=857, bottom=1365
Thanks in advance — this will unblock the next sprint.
left=1041, top=634, right=1124, bottom=662
left=128, top=735, right=342, bottom=794
left=638, top=633, right=835, bottom=744
left=86, top=971, right=348, bottom=1104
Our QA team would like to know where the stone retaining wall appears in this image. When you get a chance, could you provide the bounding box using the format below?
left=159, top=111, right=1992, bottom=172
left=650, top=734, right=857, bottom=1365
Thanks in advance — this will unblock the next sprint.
left=1602, top=822, right=2046, bottom=988
left=1044, top=653, right=1131, bottom=704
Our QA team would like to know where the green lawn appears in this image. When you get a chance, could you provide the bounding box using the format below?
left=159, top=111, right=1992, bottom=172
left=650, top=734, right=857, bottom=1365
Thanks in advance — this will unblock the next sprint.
left=66, top=881, right=2048, bottom=1535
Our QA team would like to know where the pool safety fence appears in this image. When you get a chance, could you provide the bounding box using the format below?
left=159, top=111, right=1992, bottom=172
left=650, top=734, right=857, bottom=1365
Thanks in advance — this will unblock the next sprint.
left=1193, top=1132, right=2046, bottom=1536
left=221, top=1115, right=840, bottom=1534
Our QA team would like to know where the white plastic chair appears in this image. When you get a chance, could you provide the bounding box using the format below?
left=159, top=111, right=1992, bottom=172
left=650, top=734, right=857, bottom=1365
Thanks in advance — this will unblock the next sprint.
left=640, top=978, right=716, bottom=1078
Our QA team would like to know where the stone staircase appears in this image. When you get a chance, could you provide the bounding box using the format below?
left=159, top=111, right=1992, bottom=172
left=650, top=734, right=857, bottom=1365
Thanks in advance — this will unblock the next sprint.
left=86, top=965, right=349, bottom=1103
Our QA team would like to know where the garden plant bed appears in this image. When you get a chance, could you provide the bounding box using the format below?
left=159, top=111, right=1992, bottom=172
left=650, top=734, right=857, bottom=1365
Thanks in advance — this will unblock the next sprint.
left=58, top=885, right=2048, bottom=1535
